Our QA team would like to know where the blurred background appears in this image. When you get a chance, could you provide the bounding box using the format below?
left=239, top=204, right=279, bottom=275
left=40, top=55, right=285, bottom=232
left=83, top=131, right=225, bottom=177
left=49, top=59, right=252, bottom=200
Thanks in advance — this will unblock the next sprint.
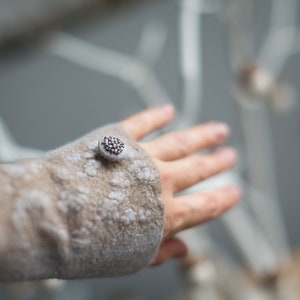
left=0, top=0, right=300, bottom=299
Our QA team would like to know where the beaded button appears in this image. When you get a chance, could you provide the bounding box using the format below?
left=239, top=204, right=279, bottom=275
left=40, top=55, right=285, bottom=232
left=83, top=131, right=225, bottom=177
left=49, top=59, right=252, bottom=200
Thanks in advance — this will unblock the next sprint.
left=98, top=136, right=126, bottom=161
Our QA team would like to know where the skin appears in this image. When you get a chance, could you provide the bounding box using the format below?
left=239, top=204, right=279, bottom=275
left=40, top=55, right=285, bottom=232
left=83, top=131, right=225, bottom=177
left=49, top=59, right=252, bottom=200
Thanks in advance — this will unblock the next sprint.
left=120, top=104, right=241, bottom=266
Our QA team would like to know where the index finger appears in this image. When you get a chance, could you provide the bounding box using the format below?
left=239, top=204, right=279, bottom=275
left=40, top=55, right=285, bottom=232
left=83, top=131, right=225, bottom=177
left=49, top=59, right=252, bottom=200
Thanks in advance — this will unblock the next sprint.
left=119, top=105, right=175, bottom=140
left=144, top=122, right=230, bottom=161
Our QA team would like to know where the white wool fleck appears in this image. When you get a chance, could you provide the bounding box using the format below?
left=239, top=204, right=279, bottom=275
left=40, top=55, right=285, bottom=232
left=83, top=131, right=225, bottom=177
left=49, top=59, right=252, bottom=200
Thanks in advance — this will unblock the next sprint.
left=2, top=164, right=26, bottom=178
left=77, top=186, right=90, bottom=194
left=81, top=152, right=93, bottom=159
left=138, top=208, right=147, bottom=222
left=120, top=208, right=137, bottom=224
left=55, top=168, right=71, bottom=181
left=86, top=140, right=98, bottom=151
left=39, top=223, right=69, bottom=244
left=16, top=190, right=52, bottom=211
left=57, top=201, right=68, bottom=213
left=101, top=198, right=118, bottom=212
left=84, top=220, right=94, bottom=231
left=72, top=238, right=91, bottom=248
left=58, top=191, right=86, bottom=213
left=72, top=228, right=89, bottom=237
left=58, top=228, right=69, bottom=241
left=110, top=173, right=131, bottom=188
left=12, top=190, right=53, bottom=233
left=128, top=160, right=146, bottom=171
left=127, top=160, right=152, bottom=179
left=136, top=167, right=157, bottom=181
left=26, top=162, right=41, bottom=175
left=2, top=162, right=43, bottom=182
left=84, top=160, right=101, bottom=177
left=127, top=160, right=157, bottom=182
left=108, top=191, right=125, bottom=202
left=98, top=199, right=119, bottom=220
left=76, top=171, right=88, bottom=178
left=112, top=212, right=120, bottom=221
left=66, top=153, right=82, bottom=162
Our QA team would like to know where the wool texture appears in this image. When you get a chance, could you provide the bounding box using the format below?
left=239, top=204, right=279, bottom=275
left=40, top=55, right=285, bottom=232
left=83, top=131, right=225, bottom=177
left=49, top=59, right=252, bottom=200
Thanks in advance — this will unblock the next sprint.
left=0, top=124, right=164, bottom=281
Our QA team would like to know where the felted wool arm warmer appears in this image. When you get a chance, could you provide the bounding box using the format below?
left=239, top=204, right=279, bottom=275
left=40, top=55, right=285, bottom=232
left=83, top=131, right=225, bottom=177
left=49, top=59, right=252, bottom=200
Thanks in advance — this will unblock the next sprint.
left=0, top=124, right=164, bottom=281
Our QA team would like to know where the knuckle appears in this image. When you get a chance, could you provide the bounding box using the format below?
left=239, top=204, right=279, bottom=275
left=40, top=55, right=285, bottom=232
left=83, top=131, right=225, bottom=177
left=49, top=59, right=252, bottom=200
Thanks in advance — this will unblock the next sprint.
left=171, top=132, right=189, bottom=157
left=198, top=157, right=222, bottom=180
left=163, top=213, right=172, bottom=238
left=164, top=205, right=184, bottom=238
left=204, top=194, right=221, bottom=220
left=193, top=158, right=209, bottom=181
left=160, top=168, right=169, bottom=182
left=160, top=165, right=172, bottom=186
left=176, top=204, right=192, bottom=231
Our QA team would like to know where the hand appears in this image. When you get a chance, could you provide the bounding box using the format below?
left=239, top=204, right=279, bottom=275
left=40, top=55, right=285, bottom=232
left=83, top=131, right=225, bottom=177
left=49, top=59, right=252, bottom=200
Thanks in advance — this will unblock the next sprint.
left=120, top=105, right=241, bottom=266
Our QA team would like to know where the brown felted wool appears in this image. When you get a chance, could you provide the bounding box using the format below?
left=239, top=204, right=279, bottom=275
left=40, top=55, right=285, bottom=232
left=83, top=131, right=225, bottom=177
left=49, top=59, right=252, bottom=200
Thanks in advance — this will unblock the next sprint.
left=0, top=124, right=164, bottom=280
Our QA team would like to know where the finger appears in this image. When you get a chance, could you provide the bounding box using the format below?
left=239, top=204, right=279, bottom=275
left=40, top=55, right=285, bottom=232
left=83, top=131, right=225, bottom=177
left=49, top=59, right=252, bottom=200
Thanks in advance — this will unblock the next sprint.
left=165, top=186, right=241, bottom=238
left=143, top=122, right=229, bottom=161
left=150, top=237, right=188, bottom=266
left=119, top=105, right=175, bottom=140
left=164, top=148, right=237, bottom=193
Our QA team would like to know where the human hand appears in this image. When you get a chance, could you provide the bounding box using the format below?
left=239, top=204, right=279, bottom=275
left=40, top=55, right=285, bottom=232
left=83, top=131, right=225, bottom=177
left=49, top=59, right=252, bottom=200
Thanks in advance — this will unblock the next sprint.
left=120, top=105, right=241, bottom=266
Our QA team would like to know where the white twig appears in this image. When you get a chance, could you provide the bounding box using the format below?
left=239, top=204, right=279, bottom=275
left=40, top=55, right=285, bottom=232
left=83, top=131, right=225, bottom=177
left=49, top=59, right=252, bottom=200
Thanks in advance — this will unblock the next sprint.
left=269, top=0, right=297, bottom=34
left=222, top=205, right=279, bottom=277
left=178, top=227, right=216, bottom=259
left=177, top=0, right=221, bottom=14
left=239, top=104, right=290, bottom=262
left=287, top=29, right=300, bottom=56
left=179, top=0, right=203, bottom=127
left=177, top=230, right=227, bottom=300
left=222, top=0, right=255, bottom=69
left=137, top=21, right=168, bottom=66
left=225, top=0, right=292, bottom=268
left=258, top=0, right=298, bottom=76
left=258, top=26, right=298, bottom=77
left=43, top=32, right=173, bottom=108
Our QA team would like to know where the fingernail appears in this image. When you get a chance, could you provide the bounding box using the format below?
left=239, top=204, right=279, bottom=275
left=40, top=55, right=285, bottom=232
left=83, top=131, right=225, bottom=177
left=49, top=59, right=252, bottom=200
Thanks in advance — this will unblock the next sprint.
left=218, top=148, right=237, bottom=163
left=160, top=104, right=175, bottom=117
left=213, top=123, right=230, bottom=143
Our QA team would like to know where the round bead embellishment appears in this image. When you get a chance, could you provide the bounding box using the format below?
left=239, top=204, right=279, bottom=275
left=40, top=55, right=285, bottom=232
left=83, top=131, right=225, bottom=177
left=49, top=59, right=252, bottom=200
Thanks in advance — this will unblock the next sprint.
left=99, top=135, right=125, bottom=156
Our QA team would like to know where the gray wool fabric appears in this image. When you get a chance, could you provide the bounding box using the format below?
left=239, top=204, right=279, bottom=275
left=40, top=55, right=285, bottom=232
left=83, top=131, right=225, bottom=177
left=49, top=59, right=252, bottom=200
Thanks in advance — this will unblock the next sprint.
left=0, top=124, right=164, bottom=281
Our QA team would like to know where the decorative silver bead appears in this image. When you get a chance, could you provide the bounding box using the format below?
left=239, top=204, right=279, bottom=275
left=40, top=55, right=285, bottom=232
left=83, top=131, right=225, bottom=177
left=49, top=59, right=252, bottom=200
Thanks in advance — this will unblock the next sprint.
left=98, top=136, right=126, bottom=161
